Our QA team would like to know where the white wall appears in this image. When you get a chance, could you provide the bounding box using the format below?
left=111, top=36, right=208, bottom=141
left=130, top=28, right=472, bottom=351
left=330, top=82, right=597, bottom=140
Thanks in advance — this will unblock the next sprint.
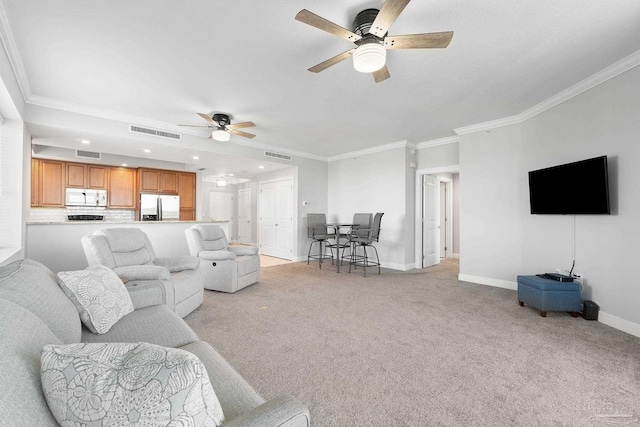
left=459, top=64, right=640, bottom=330
left=452, top=173, right=460, bottom=255
left=328, top=147, right=413, bottom=270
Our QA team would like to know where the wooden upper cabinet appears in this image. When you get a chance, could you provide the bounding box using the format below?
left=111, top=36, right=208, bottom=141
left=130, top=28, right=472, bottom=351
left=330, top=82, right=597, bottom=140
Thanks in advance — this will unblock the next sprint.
left=108, top=167, right=136, bottom=209
left=66, top=163, right=107, bottom=189
left=36, top=159, right=65, bottom=207
left=66, top=163, right=86, bottom=188
left=87, top=165, right=107, bottom=189
left=31, top=158, right=41, bottom=207
left=139, top=168, right=179, bottom=194
left=178, top=173, right=196, bottom=210
left=178, top=172, right=196, bottom=221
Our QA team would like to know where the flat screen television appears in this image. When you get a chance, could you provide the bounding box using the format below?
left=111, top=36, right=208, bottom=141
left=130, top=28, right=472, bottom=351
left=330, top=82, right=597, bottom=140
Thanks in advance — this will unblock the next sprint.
left=528, top=156, right=610, bottom=214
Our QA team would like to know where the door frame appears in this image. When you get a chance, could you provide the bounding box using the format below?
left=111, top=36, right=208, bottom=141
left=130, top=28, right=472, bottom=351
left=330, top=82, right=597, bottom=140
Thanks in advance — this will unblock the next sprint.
left=438, top=177, right=454, bottom=259
left=258, top=175, right=297, bottom=260
left=237, top=187, right=252, bottom=245
left=415, top=165, right=460, bottom=269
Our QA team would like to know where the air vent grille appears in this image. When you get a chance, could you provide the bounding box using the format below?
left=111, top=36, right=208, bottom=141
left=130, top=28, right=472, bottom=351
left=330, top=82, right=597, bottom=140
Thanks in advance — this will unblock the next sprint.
left=130, top=125, right=182, bottom=140
left=76, top=150, right=101, bottom=159
left=264, top=151, right=292, bottom=161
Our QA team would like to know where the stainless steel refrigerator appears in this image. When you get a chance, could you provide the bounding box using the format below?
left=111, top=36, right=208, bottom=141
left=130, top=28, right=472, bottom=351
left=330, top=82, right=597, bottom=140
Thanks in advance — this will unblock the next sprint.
left=140, top=194, right=180, bottom=221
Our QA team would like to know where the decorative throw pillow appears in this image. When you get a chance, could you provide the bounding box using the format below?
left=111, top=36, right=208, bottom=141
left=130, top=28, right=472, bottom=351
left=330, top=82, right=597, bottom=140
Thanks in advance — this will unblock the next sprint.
left=57, top=265, right=134, bottom=334
left=41, top=342, right=225, bottom=427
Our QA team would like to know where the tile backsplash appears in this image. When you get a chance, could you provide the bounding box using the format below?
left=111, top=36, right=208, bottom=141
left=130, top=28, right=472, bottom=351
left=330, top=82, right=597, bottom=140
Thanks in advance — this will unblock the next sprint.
left=30, top=207, right=136, bottom=222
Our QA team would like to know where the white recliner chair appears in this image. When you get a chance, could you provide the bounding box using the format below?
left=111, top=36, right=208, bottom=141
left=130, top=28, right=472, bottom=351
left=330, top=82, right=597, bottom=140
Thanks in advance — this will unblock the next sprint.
left=81, top=227, right=203, bottom=317
left=185, top=224, right=260, bottom=293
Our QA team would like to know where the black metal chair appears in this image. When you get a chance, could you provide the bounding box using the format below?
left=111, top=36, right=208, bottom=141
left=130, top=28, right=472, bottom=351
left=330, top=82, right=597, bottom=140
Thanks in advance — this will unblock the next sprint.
left=340, top=213, right=372, bottom=264
left=348, top=212, right=384, bottom=277
left=307, top=213, right=334, bottom=268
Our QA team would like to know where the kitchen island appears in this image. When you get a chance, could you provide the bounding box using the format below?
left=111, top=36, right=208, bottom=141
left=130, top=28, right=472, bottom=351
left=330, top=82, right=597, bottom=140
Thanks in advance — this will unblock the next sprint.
left=26, top=220, right=230, bottom=273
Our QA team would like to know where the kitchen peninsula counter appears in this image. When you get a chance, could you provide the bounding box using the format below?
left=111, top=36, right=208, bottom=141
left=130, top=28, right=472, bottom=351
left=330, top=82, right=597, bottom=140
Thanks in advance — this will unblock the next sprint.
left=26, top=221, right=230, bottom=273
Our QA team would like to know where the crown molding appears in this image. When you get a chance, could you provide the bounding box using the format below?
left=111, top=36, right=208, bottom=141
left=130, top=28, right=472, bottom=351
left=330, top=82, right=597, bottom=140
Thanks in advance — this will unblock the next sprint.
left=415, top=135, right=460, bottom=149
left=328, top=140, right=411, bottom=162
left=0, top=0, right=31, bottom=100
left=453, top=115, right=523, bottom=135
left=455, top=48, right=640, bottom=136
left=519, top=48, right=640, bottom=122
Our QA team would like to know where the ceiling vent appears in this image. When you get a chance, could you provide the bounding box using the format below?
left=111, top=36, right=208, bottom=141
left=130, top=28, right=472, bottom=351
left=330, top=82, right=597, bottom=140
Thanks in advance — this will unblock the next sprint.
left=264, top=151, right=292, bottom=161
left=76, top=149, right=101, bottom=160
left=130, top=125, right=182, bottom=141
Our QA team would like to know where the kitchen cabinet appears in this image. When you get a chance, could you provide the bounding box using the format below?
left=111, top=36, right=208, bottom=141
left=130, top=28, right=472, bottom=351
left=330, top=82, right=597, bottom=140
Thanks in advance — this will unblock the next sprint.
left=88, top=165, right=107, bottom=189
left=178, top=172, right=196, bottom=220
left=139, top=168, right=179, bottom=194
left=66, top=163, right=107, bottom=189
left=108, top=167, right=136, bottom=209
left=31, top=159, right=65, bottom=207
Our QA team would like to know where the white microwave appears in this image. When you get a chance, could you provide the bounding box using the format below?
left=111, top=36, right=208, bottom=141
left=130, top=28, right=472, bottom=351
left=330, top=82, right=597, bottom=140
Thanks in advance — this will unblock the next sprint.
left=65, top=188, right=107, bottom=207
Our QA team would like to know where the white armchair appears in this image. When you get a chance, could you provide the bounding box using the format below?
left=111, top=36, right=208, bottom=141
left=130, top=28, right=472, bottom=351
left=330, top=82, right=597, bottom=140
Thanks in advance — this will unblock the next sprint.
left=81, top=227, right=203, bottom=317
left=185, top=224, right=260, bottom=293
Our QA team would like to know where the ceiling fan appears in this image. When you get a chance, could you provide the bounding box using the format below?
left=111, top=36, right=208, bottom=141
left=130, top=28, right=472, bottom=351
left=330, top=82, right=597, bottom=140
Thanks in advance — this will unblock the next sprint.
left=295, top=0, right=453, bottom=83
left=178, top=113, right=256, bottom=141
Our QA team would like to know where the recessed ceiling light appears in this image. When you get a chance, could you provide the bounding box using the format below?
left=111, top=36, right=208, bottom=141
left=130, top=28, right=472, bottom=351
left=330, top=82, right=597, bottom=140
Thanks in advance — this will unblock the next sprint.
left=81, top=140, right=90, bottom=144
left=144, top=149, right=151, bottom=153
left=258, top=165, right=265, bottom=169
left=193, top=156, right=199, bottom=160
left=122, top=163, right=128, bottom=167
left=228, top=173, right=234, bottom=177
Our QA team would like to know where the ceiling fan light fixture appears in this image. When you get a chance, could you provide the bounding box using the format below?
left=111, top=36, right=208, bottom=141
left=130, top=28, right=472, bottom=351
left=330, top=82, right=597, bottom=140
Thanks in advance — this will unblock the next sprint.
left=211, top=129, right=230, bottom=141
left=353, top=42, right=386, bottom=73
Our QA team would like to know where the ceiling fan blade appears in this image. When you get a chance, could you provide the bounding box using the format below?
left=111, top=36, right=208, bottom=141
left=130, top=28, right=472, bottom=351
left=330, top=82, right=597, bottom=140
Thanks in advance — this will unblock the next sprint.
left=369, top=0, right=411, bottom=37
left=372, top=65, right=391, bottom=83
left=197, top=113, right=217, bottom=125
left=227, top=128, right=256, bottom=139
left=295, top=9, right=361, bottom=43
left=308, top=49, right=356, bottom=73
left=177, top=124, right=215, bottom=128
left=227, top=121, right=256, bottom=129
left=384, top=31, right=453, bottom=49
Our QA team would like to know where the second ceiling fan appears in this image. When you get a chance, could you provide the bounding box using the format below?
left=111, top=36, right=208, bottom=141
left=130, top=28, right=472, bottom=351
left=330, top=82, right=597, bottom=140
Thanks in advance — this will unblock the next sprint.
left=295, top=0, right=453, bottom=83
left=178, top=113, right=256, bottom=141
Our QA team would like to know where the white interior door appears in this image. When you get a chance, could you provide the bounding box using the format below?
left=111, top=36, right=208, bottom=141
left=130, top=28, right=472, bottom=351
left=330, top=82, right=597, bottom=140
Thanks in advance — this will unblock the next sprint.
left=238, top=188, right=252, bottom=244
left=209, top=191, right=234, bottom=238
left=259, top=178, right=293, bottom=259
left=422, top=175, right=440, bottom=267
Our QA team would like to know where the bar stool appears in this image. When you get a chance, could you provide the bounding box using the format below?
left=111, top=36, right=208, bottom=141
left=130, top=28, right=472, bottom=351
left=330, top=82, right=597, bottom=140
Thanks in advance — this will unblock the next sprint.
left=349, top=212, right=384, bottom=277
left=307, top=213, right=334, bottom=268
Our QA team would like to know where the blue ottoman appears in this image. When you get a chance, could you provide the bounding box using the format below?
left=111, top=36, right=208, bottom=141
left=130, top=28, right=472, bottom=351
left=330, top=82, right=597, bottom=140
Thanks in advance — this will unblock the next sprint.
left=517, top=275, right=581, bottom=317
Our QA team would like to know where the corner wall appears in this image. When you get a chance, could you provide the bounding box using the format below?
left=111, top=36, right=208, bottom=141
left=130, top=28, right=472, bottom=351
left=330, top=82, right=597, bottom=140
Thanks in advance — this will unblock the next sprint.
left=327, top=146, right=414, bottom=270
left=459, top=64, right=640, bottom=333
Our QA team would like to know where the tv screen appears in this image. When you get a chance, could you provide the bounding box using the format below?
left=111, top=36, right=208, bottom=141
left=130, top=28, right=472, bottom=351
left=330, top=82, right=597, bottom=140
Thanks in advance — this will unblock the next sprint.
left=528, top=156, right=610, bottom=214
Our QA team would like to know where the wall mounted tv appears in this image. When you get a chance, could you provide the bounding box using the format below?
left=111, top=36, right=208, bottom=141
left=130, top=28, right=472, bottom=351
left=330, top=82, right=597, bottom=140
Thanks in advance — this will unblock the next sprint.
left=528, top=155, right=610, bottom=215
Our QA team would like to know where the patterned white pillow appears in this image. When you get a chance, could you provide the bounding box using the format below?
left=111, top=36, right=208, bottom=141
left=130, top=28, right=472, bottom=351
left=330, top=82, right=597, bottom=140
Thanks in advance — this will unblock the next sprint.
left=57, top=265, right=134, bottom=334
left=41, top=342, right=225, bottom=426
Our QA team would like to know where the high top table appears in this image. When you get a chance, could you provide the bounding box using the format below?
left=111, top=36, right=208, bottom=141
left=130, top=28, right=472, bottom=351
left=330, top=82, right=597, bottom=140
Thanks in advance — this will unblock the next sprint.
left=325, top=223, right=354, bottom=273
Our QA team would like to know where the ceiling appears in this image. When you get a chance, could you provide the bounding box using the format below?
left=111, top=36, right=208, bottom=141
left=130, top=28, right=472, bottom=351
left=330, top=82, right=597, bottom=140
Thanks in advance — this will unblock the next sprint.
left=3, top=0, right=640, bottom=166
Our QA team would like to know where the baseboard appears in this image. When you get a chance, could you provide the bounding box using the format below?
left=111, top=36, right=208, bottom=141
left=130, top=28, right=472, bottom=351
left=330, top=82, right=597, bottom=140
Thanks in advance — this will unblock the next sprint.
left=458, top=274, right=518, bottom=291
left=598, top=311, right=640, bottom=339
left=460, top=274, right=640, bottom=339
left=381, top=261, right=414, bottom=271
left=453, top=253, right=460, bottom=259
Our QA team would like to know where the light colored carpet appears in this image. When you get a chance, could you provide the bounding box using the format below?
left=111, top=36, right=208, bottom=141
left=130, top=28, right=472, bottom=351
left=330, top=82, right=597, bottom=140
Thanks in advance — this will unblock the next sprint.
left=185, top=259, right=640, bottom=426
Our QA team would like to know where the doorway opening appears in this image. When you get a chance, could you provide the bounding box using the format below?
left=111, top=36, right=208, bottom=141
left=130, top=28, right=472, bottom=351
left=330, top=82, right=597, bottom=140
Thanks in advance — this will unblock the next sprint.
left=258, top=176, right=296, bottom=260
left=415, top=166, right=460, bottom=270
